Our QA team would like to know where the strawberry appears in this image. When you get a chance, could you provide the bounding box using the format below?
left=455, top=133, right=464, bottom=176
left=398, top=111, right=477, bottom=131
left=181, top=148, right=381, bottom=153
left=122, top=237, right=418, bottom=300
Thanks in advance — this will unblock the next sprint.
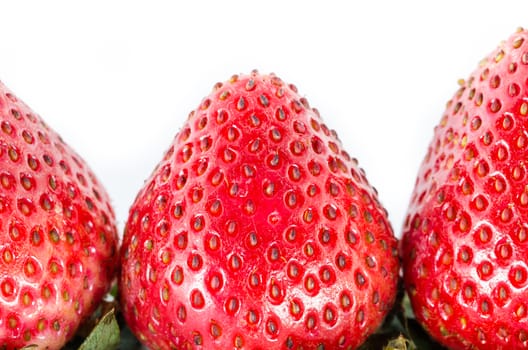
left=0, top=81, right=119, bottom=349
left=119, top=71, right=400, bottom=349
left=401, top=28, right=528, bottom=349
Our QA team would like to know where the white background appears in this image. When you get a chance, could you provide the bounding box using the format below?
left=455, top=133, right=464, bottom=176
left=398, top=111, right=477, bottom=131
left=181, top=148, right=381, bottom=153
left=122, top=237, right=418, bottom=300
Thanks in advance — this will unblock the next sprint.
left=0, top=1, right=526, bottom=238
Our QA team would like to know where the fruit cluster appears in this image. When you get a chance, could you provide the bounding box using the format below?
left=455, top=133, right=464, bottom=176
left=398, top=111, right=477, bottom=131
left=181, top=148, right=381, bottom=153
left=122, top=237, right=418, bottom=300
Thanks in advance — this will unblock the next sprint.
left=1, top=27, right=528, bottom=350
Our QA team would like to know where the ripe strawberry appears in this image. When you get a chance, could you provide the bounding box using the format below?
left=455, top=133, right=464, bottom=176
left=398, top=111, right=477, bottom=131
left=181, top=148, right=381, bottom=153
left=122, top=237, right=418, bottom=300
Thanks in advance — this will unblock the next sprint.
left=402, top=28, right=528, bottom=349
left=0, top=81, right=119, bottom=349
left=119, top=71, right=400, bottom=349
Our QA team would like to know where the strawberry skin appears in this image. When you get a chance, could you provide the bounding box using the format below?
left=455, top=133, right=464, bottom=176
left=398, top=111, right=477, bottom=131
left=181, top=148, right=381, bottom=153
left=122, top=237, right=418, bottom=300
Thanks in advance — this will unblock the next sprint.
left=119, top=71, right=400, bottom=349
left=0, top=82, right=119, bottom=349
left=402, top=28, right=528, bottom=349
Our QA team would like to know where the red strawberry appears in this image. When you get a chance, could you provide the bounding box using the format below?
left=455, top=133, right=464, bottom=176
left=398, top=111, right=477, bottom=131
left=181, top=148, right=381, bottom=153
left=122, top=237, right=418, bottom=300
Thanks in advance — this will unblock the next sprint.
left=402, top=28, right=528, bottom=349
left=0, top=81, right=119, bottom=349
left=119, top=71, right=399, bottom=349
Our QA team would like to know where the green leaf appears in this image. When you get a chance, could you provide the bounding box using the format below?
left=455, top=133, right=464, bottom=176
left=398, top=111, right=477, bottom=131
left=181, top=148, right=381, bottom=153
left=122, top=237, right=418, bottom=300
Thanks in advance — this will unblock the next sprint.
left=77, top=308, right=120, bottom=350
